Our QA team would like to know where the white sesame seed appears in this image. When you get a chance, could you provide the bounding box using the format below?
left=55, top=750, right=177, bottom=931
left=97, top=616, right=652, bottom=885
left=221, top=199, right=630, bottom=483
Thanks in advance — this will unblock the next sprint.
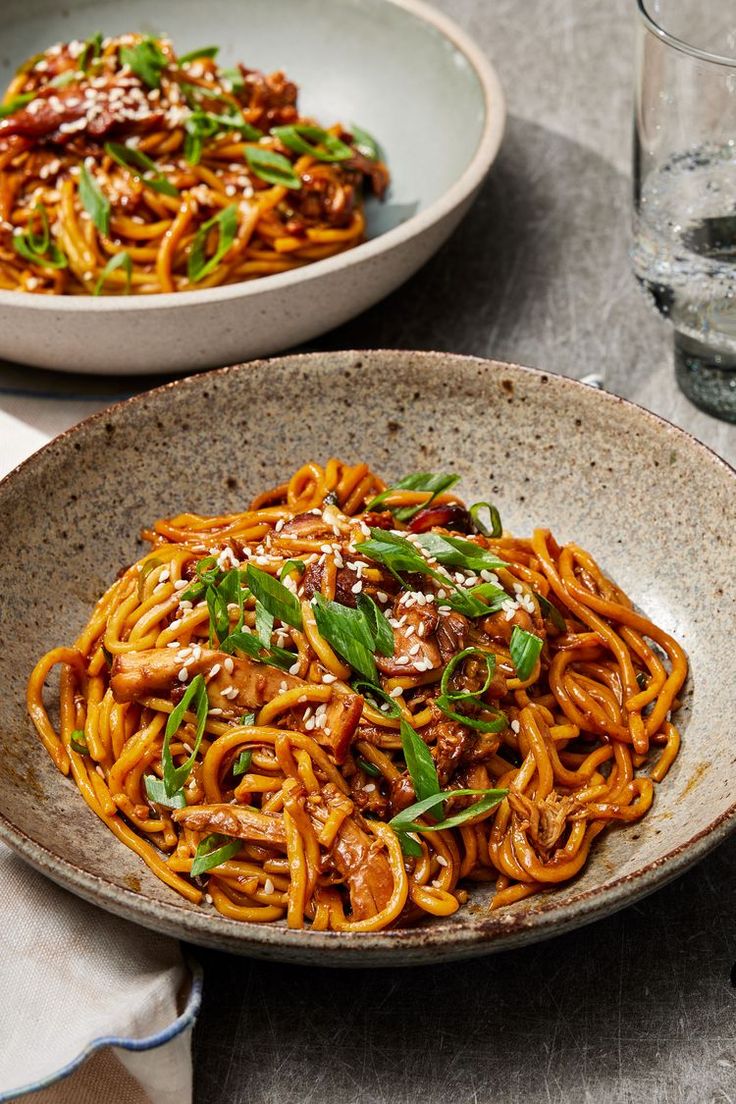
left=278, top=681, right=288, bottom=694
left=417, top=623, right=426, bottom=637
left=263, top=878, right=275, bottom=895
left=364, top=783, right=376, bottom=793
left=376, top=591, right=388, bottom=603
left=178, top=667, right=189, bottom=682
left=167, top=641, right=181, bottom=649
left=409, top=643, right=421, bottom=656
left=436, top=855, right=449, bottom=867
left=510, top=719, right=521, bottom=734
left=351, top=581, right=363, bottom=594
left=209, top=664, right=222, bottom=678
left=322, top=672, right=337, bottom=684
left=395, top=656, right=410, bottom=666
left=223, top=657, right=234, bottom=674
left=275, top=519, right=285, bottom=532
left=289, top=661, right=301, bottom=675
left=208, top=707, right=223, bottom=716
left=389, top=686, right=403, bottom=698
left=205, top=893, right=213, bottom=904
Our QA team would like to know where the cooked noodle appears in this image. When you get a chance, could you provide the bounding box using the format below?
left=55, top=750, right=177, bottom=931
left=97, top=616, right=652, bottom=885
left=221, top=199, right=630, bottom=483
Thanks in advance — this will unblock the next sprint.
left=28, top=459, right=688, bottom=930
left=0, top=35, right=389, bottom=295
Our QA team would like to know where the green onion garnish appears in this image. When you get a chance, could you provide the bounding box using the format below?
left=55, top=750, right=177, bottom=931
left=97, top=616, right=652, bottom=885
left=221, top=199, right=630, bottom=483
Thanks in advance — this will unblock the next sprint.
left=535, top=592, right=566, bottom=633
left=232, top=748, right=253, bottom=776
left=104, top=142, right=179, bottom=197
left=162, top=674, right=209, bottom=797
left=246, top=564, right=303, bottom=630
left=69, top=729, right=88, bottom=755
left=93, top=251, right=132, bottom=296
left=356, top=756, right=381, bottom=777
left=356, top=594, right=394, bottom=657
left=184, top=109, right=261, bottom=165
left=244, top=145, right=302, bottom=189
left=350, top=121, right=382, bottom=162
left=178, top=45, right=219, bottom=65
left=254, top=599, right=274, bottom=648
left=12, top=204, right=68, bottom=269
left=221, top=629, right=295, bottom=670
left=0, top=92, right=35, bottom=119
left=119, top=37, right=167, bottom=89
left=413, top=533, right=508, bottom=572
left=509, top=625, right=543, bottom=681
left=79, top=32, right=103, bottom=73
left=351, top=678, right=402, bottom=719
left=144, top=774, right=186, bottom=808
left=435, top=647, right=507, bottom=733
left=190, top=832, right=241, bottom=876
left=278, top=559, right=306, bottom=582
left=79, top=163, right=110, bottom=235
left=271, top=124, right=352, bottom=163
left=366, top=472, right=460, bottom=521
left=187, top=203, right=238, bottom=283
left=220, top=66, right=244, bottom=91
left=389, top=787, right=508, bottom=836
left=311, top=593, right=377, bottom=682
left=469, top=501, right=502, bottom=538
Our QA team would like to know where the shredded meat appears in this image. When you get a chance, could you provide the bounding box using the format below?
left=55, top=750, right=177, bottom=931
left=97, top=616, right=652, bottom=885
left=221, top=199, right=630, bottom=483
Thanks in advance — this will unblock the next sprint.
left=481, top=606, right=535, bottom=645
left=321, top=784, right=394, bottom=920
left=389, top=771, right=416, bottom=815
left=301, top=561, right=397, bottom=609
left=349, top=772, right=390, bottom=817
left=432, top=720, right=472, bottom=786
left=171, top=803, right=286, bottom=847
left=507, top=791, right=584, bottom=851
left=239, top=67, right=298, bottom=129
left=436, top=610, right=470, bottom=664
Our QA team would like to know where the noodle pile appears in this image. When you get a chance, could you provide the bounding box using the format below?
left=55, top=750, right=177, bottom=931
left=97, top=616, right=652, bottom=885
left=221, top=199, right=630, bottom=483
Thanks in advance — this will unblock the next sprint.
left=28, top=459, right=688, bottom=931
left=0, top=34, right=389, bottom=295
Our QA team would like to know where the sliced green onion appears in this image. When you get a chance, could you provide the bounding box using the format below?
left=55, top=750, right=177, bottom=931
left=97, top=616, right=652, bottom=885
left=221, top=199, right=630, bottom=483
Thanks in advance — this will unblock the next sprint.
left=399, top=719, right=440, bottom=805
left=356, top=755, right=381, bottom=777
left=439, top=646, right=496, bottom=701
left=220, top=66, right=244, bottom=91
left=245, top=145, right=301, bottom=189
left=119, top=37, right=167, bottom=89
left=246, top=564, right=303, bottom=630
left=311, top=593, right=377, bottom=681
left=351, top=678, right=401, bottom=719
left=178, top=45, right=219, bottom=65
left=535, top=592, right=566, bottom=633
left=350, top=121, right=382, bottom=162
left=144, top=774, right=186, bottom=808
left=271, top=124, right=352, bottom=163
left=278, top=559, right=305, bottom=582
left=69, top=729, right=88, bottom=755
left=104, top=142, right=179, bottom=197
left=356, top=593, right=394, bottom=657
left=469, top=501, right=502, bottom=538
left=93, top=251, right=132, bottom=296
left=254, top=598, right=274, bottom=648
left=435, top=696, right=507, bottom=733
left=413, top=533, right=508, bottom=572
left=162, top=674, right=209, bottom=796
left=221, top=629, right=295, bottom=670
left=240, top=712, right=256, bottom=725
left=509, top=625, right=543, bottom=681
left=190, top=833, right=241, bottom=876
left=0, top=93, right=35, bottom=119
left=187, top=203, right=238, bottom=282
left=79, top=163, right=110, bottom=235
left=12, top=204, right=68, bottom=269
left=50, top=71, right=77, bottom=89
left=184, top=109, right=261, bottom=164
left=79, top=32, right=103, bottom=73
left=137, top=554, right=165, bottom=599
left=366, top=471, right=460, bottom=521
left=232, top=748, right=253, bottom=777
left=389, top=787, right=508, bottom=834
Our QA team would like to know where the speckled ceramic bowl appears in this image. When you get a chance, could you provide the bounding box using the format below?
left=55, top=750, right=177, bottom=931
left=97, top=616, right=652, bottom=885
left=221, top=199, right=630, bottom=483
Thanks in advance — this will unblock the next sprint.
left=1, top=351, right=734, bottom=966
left=0, top=0, right=504, bottom=375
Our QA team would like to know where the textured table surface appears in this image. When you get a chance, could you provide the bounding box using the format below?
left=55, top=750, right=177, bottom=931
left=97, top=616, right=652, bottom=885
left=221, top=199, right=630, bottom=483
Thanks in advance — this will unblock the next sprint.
left=190, top=1, right=736, bottom=1102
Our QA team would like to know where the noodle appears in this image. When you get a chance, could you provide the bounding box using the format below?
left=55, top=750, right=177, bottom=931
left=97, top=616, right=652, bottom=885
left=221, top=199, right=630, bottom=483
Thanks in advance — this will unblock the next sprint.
left=0, top=35, right=389, bottom=295
left=27, top=459, right=688, bottom=931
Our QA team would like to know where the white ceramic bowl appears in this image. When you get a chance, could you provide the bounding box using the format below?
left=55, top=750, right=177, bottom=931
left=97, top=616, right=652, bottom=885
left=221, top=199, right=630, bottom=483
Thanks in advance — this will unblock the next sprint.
left=0, top=0, right=505, bottom=374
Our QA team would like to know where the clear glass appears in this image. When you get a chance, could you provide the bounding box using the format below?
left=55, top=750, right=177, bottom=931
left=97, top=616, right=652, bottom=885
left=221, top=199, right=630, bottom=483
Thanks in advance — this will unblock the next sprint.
left=633, top=0, right=736, bottom=421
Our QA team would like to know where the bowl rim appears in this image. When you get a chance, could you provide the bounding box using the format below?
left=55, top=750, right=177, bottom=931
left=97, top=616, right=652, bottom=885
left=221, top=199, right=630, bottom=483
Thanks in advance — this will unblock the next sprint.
left=0, top=0, right=506, bottom=315
left=1, top=349, right=735, bottom=960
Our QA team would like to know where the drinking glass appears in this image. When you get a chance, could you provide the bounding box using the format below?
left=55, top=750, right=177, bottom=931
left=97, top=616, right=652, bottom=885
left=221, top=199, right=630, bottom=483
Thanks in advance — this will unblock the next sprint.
left=633, top=0, right=736, bottom=421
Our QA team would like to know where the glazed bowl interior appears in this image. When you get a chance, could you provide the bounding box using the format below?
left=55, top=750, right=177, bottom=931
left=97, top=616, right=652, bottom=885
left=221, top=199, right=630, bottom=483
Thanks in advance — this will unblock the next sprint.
left=1, top=351, right=733, bottom=965
left=0, top=0, right=504, bottom=373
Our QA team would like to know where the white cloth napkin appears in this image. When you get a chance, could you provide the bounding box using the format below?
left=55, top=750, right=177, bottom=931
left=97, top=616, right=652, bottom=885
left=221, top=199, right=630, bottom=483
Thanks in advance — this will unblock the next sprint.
left=0, top=362, right=199, bottom=1104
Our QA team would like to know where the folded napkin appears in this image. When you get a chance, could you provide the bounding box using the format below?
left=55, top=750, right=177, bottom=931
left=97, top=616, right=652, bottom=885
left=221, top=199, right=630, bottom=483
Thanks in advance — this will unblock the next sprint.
left=0, top=363, right=200, bottom=1104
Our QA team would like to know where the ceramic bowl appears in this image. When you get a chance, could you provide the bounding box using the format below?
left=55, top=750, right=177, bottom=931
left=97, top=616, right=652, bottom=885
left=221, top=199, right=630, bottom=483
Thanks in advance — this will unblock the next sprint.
left=0, top=0, right=504, bottom=375
left=0, top=350, right=734, bottom=966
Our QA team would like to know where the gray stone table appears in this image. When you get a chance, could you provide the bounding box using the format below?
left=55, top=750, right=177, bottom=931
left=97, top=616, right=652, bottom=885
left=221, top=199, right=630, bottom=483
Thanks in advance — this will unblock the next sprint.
left=191, top=2, right=736, bottom=1102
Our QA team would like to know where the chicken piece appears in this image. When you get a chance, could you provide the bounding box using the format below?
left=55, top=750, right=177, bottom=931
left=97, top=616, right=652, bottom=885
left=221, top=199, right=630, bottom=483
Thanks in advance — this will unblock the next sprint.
left=481, top=605, right=535, bottom=645
left=111, top=646, right=303, bottom=710
left=376, top=602, right=441, bottom=677
left=432, top=719, right=472, bottom=786
left=388, top=771, right=416, bottom=816
left=301, top=560, right=397, bottom=609
left=240, top=66, right=298, bottom=129
left=320, top=784, right=394, bottom=920
left=278, top=511, right=332, bottom=540
left=111, top=646, right=362, bottom=762
left=0, top=83, right=162, bottom=143
left=507, top=791, right=583, bottom=852
left=172, top=803, right=286, bottom=847
left=349, top=771, right=390, bottom=817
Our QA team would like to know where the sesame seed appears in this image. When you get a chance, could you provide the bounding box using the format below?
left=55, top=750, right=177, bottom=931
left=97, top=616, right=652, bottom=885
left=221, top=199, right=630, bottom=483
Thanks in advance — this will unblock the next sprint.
left=510, top=719, right=521, bottom=734
left=351, top=581, right=363, bottom=594
left=275, top=519, right=285, bottom=532
left=278, top=681, right=288, bottom=693
left=178, top=667, right=189, bottom=682
left=223, top=657, right=234, bottom=674
left=289, top=661, right=301, bottom=675
left=209, top=664, right=222, bottom=678
left=208, top=707, right=223, bottom=716
left=405, top=625, right=416, bottom=638
left=409, top=643, right=421, bottom=656
left=389, top=686, right=403, bottom=698
left=417, top=623, right=426, bottom=637
left=436, top=855, right=449, bottom=867
left=376, top=591, right=388, bottom=603
left=263, top=878, right=275, bottom=895
left=205, top=893, right=213, bottom=904
left=322, top=672, right=337, bottom=684
left=167, top=641, right=181, bottom=649
left=395, top=656, right=410, bottom=666
left=364, top=783, right=376, bottom=793
left=174, top=579, right=188, bottom=590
